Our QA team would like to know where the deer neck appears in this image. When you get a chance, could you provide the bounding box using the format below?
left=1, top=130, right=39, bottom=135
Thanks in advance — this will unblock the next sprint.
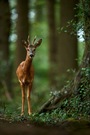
left=24, top=55, right=32, bottom=73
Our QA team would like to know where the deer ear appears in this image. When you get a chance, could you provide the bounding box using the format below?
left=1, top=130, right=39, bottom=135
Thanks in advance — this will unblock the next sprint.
left=35, top=39, right=42, bottom=48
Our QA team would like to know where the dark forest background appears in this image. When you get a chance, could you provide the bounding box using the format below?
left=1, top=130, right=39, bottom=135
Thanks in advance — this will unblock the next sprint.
left=0, top=0, right=85, bottom=113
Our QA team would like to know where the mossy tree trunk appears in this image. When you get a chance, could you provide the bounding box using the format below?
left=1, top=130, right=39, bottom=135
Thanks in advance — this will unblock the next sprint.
left=73, top=0, right=90, bottom=94
left=57, top=0, right=78, bottom=86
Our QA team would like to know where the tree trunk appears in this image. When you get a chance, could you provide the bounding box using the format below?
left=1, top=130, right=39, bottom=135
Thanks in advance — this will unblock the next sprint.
left=15, top=0, right=29, bottom=69
left=73, top=0, right=90, bottom=95
left=82, top=0, right=90, bottom=54
left=47, top=0, right=58, bottom=88
left=35, top=0, right=44, bottom=22
left=0, top=0, right=10, bottom=60
left=0, top=0, right=12, bottom=100
left=58, top=0, right=78, bottom=82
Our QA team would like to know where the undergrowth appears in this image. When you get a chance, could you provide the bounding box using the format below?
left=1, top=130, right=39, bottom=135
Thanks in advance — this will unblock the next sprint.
left=27, top=67, right=90, bottom=124
left=0, top=67, right=90, bottom=125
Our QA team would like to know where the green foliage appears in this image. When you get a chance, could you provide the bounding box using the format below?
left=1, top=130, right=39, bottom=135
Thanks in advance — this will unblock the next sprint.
left=0, top=67, right=90, bottom=125
left=29, top=67, right=90, bottom=124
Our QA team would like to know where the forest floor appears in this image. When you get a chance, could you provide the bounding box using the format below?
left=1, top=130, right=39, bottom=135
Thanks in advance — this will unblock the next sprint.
left=0, top=118, right=90, bottom=135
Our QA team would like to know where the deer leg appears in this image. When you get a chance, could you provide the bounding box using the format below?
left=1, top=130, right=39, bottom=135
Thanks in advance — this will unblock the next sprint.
left=27, top=85, right=32, bottom=115
left=21, top=86, right=25, bottom=116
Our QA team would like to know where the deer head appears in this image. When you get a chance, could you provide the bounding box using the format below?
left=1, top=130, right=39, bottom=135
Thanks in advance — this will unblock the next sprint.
left=23, top=36, right=42, bottom=58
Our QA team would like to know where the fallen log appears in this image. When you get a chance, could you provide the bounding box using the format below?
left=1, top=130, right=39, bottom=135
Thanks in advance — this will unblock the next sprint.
left=38, top=80, right=73, bottom=113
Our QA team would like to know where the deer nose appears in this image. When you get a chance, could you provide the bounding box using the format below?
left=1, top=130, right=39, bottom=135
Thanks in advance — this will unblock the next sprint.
left=30, top=53, right=34, bottom=57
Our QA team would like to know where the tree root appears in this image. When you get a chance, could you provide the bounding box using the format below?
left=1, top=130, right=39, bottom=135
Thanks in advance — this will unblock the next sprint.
left=38, top=81, right=73, bottom=113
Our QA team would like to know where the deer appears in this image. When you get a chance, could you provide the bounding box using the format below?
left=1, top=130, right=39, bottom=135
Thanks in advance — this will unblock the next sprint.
left=16, top=36, right=42, bottom=116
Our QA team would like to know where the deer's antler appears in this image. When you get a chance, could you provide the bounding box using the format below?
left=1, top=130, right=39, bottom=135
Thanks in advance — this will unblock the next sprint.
left=22, top=40, right=28, bottom=48
left=32, top=36, right=42, bottom=47
left=32, top=36, right=37, bottom=45
left=22, top=36, right=31, bottom=48
left=35, top=39, right=42, bottom=47
left=27, top=36, right=30, bottom=46
left=22, top=36, right=42, bottom=48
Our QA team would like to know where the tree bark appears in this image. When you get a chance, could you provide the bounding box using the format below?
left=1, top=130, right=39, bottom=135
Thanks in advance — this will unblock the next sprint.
left=35, top=0, right=44, bottom=22
left=47, top=0, right=58, bottom=88
left=0, top=0, right=10, bottom=60
left=15, top=0, right=29, bottom=69
left=0, top=0, right=12, bottom=100
left=58, top=0, right=78, bottom=80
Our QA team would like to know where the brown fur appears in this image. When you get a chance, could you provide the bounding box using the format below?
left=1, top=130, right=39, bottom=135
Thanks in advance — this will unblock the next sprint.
left=16, top=37, right=42, bottom=115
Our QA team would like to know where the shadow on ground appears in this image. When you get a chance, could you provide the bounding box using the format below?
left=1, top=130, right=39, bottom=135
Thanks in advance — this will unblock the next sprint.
left=0, top=119, right=90, bottom=135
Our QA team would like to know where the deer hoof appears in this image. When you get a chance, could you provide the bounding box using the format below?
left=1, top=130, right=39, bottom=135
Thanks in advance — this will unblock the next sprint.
left=28, top=112, right=32, bottom=115
left=21, top=112, right=24, bottom=116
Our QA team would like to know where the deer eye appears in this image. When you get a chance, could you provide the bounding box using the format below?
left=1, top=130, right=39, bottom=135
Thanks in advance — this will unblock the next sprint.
left=33, top=48, right=35, bottom=51
left=27, top=48, right=30, bottom=51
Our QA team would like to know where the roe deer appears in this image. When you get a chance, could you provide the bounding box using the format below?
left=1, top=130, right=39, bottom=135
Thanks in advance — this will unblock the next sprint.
left=16, top=36, right=42, bottom=116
